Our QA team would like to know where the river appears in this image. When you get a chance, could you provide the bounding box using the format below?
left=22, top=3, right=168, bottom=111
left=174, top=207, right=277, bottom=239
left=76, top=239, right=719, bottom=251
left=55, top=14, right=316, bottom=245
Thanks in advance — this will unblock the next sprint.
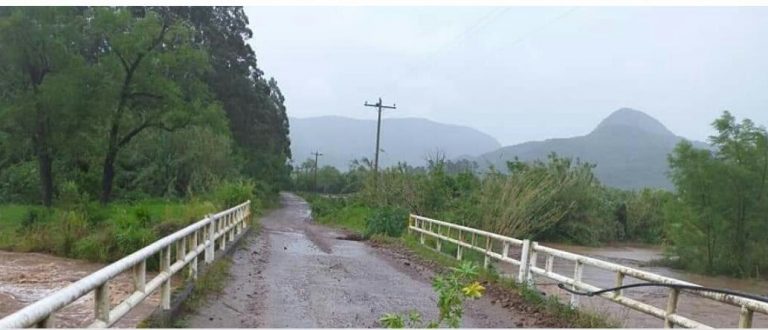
left=0, top=250, right=167, bottom=328
left=510, top=243, right=768, bottom=328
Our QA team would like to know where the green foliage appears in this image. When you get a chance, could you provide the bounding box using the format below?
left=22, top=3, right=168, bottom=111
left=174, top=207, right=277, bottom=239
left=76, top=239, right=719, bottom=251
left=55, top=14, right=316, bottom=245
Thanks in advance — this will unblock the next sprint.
left=309, top=154, right=679, bottom=247
left=213, top=180, right=256, bottom=209
left=364, top=207, right=408, bottom=239
left=0, top=162, right=40, bottom=203
left=380, top=262, right=484, bottom=328
left=0, top=7, right=291, bottom=207
left=0, top=200, right=219, bottom=263
left=302, top=194, right=372, bottom=233
left=666, top=111, right=768, bottom=276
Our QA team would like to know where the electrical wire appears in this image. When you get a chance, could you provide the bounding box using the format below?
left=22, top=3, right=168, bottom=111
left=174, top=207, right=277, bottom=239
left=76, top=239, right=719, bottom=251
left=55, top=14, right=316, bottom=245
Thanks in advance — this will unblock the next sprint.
left=557, top=282, right=768, bottom=304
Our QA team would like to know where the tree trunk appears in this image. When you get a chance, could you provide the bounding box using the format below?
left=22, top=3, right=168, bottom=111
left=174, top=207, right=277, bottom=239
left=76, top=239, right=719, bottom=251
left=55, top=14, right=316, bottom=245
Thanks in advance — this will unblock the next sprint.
left=32, top=106, right=53, bottom=207
left=100, top=149, right=117, bottom=204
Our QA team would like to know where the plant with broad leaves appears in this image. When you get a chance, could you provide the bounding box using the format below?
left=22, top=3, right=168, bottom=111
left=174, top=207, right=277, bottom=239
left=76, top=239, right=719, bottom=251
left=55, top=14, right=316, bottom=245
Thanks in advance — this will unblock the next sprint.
left=379, top=261, right=485, bottom=328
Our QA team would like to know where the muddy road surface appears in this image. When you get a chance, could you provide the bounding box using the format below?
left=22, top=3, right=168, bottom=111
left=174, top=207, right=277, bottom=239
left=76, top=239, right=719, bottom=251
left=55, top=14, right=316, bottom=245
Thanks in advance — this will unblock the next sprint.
left=185, top=193, right=525, bottom=328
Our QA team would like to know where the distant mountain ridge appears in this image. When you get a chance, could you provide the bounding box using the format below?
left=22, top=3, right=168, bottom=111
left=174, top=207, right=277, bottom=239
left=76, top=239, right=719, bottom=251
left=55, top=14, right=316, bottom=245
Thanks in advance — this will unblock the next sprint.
left=290, top=116, right=501, bottom=170
left=476, top=108, right=709, bottom=190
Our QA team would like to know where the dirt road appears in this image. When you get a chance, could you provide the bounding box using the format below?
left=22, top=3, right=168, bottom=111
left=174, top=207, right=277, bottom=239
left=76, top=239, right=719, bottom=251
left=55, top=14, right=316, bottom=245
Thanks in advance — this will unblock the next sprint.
left=184, top=193, right=524, bottom=328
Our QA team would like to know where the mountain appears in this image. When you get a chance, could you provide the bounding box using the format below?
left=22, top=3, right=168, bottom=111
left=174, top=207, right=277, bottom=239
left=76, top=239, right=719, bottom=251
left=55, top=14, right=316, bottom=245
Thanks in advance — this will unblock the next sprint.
left=476, top=108, right=709, bottom=190
left=289, top=116, right=501, bottom=170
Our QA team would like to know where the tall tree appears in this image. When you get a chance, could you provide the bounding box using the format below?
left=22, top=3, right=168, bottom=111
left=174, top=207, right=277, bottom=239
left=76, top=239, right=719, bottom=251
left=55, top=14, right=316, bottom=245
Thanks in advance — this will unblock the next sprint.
left=0, top=8, right=86, bottom=206
left=160, top=7, right=291, bottom=186
left=667, top=111, right=768, bottom=275
left=85, top=8, right=218, bottom=203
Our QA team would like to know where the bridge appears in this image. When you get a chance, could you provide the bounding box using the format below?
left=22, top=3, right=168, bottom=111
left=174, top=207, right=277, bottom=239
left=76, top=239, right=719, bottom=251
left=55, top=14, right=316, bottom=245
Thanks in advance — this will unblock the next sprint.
left=1, top=193, right=767, bottom=328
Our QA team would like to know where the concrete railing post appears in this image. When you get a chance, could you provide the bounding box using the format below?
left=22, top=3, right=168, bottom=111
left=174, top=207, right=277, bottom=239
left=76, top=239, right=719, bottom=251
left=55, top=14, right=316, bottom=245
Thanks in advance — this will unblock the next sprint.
left=483, top=236, right=492, bottom=269
left=160, top=245, right=171, bottom=310
left=456, top=230, right=463, bottom=261
left=190, top=230, right=198, bottom=280
left=133, top=260, right=146, bottom=293
left=205, top=216, right=215, bottom=264
left=570, top=260, right=584, bottom=307
left=527, top=242, right=538, bottom=286
left=665, top=288, right=680, bottom=328
left=739, top=306, right=754, bottom=328
left=518, top=239, right=531, bottom=284
left=95, top=283, right=110, bottom=324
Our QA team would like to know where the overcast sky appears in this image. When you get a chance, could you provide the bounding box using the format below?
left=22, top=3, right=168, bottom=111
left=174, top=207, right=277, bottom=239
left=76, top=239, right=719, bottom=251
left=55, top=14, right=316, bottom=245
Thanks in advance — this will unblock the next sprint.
left=245, top=6, right=768, bottom=146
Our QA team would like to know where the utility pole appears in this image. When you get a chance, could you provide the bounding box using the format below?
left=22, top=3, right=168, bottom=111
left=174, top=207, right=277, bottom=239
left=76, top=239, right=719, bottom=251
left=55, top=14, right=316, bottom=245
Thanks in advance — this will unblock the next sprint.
left=364, top=97, right=396, bottom=185
left=311, top=151, right=323, bottom=192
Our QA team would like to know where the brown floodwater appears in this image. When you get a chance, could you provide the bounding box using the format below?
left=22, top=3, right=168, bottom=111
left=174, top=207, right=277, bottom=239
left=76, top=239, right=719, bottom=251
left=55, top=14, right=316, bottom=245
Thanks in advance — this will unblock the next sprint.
left=0, top=250, right=172, bottom=328
left=498, top=243, right=768, bottom=328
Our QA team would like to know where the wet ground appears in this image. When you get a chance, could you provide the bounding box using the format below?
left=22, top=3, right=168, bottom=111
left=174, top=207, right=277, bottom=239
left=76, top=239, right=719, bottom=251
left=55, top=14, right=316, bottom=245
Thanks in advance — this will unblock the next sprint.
left=497, top=243, right=768, bottom=328
left=185, top=193, right=526, bottom=328
left=0, top=250, right=164, bottom=327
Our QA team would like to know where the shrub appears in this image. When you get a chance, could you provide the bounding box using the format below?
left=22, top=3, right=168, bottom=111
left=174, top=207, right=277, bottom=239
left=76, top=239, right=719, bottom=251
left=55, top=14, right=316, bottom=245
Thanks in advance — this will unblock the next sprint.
left=18, top=208, right=50, bottom=233
left=213, top=180, right=255, bottom=209
left=364, top=207, right=408, bottom=238
left=57, top=180, right=89, bottom=209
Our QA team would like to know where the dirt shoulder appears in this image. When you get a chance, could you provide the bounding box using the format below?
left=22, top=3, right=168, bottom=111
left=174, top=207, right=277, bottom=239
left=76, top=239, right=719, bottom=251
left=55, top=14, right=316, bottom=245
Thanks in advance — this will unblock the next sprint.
left=370, top=239, right=568, bottom=328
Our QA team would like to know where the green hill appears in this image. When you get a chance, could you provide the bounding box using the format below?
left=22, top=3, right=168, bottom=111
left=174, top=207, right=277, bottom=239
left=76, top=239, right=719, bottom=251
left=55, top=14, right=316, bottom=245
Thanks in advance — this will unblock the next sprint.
left=476, top=108, right=709, bottom=190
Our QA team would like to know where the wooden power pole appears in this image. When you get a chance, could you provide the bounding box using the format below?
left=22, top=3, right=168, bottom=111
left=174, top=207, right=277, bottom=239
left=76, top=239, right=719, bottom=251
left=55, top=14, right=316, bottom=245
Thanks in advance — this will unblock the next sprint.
left=311, top=151, right=323, bottom=192
left=364, top=97, right=396, bottom=182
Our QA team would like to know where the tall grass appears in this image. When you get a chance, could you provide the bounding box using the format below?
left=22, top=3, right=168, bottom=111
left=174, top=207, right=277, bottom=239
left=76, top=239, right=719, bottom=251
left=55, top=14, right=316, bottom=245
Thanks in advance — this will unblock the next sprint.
left=1, top=180, right=265, bottom=264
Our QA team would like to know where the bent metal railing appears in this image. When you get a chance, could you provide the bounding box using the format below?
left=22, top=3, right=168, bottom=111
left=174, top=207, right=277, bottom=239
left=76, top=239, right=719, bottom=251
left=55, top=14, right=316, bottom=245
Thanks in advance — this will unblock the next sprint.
left=0, top=201, right=251, bottom=328
left=408, top=214, right=768, bottom=328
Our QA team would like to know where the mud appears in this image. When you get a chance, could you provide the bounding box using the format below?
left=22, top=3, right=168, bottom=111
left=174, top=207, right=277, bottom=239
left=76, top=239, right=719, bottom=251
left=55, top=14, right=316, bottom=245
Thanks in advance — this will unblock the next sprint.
left=184, top=193, right=527, bottom=328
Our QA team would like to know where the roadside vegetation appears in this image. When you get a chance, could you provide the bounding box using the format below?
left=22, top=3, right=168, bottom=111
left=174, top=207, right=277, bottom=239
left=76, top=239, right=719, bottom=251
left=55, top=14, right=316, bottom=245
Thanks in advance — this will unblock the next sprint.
left=0, top=7, right=289, bottom=262
left=296, top=111, right=768, bottom=279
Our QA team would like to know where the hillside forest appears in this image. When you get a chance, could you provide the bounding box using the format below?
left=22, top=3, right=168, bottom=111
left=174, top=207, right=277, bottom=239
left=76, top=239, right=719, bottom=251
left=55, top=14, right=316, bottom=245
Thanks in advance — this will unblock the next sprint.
left=296, top=111, right=768, bottom=278
left=0, top=7, right=290, bottom=262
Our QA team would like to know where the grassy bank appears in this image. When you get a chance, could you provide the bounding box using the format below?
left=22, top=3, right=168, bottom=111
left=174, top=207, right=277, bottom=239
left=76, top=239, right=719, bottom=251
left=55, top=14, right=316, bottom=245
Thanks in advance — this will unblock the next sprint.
left=302, top=194, right=616, bottom=328
left=1, top=182, right=271, bottom=265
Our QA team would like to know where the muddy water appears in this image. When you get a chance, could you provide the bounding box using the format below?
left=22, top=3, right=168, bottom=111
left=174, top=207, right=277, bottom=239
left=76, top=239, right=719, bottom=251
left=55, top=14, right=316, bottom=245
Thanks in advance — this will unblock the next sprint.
left=0, top=250, right=165, bottom=328
left=499, top=243, right=768, bottom=328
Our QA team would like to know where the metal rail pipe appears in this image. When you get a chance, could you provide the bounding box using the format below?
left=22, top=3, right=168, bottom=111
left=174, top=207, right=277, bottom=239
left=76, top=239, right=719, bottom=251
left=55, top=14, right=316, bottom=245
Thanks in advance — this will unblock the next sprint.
left=409, top=213, right=768, bottom=328
left=0, top=201, right=251, bottom=328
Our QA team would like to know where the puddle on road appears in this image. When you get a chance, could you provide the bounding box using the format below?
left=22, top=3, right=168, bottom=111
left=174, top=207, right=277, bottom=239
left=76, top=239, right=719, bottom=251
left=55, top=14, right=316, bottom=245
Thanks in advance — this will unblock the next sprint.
left=0, top=250, right=172, bottom=328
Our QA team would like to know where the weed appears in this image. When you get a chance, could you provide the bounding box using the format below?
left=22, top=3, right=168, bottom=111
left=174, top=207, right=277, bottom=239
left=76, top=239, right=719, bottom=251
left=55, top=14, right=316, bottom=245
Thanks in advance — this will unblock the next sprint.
left=364, top=207, right=408, bottom=239
left=380, top=261, right=485, bottom=328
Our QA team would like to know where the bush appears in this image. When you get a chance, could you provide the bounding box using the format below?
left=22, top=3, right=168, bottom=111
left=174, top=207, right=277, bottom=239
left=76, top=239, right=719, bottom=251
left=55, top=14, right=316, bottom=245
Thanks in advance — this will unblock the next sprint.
left=57, top=180, right=89, bottom=209
left=18, top=208, right=51, bottom=233
left=364, top=207, right=408, bottom=239
left=0, top=161, right=40, bottom=203
left=213, top=180, right=255, bottom=209
left=308, top=195, right=346, bottom=218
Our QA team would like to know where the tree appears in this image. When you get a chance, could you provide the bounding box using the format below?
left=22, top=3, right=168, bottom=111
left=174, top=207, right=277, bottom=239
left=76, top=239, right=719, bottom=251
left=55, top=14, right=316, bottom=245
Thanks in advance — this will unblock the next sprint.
left=161, top=7, right=291, bottom=187
left=85, top=8, right=219, bottom=203
left=0, top=8, right=88, bottom=206
left=667, top=111, right=768, bottom=275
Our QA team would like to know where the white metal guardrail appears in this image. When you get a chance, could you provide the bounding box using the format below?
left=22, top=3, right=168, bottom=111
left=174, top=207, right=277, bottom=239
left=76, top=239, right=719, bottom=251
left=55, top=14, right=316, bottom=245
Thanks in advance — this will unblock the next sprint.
left=408, top=213, right=768, bottom=328
left=0, top=201, right=251, bottom=328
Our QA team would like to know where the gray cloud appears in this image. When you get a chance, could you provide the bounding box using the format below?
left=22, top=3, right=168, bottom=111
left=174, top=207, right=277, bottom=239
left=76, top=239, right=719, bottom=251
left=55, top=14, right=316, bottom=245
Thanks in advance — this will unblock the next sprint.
left=245, top=6, right=768, bottom=145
